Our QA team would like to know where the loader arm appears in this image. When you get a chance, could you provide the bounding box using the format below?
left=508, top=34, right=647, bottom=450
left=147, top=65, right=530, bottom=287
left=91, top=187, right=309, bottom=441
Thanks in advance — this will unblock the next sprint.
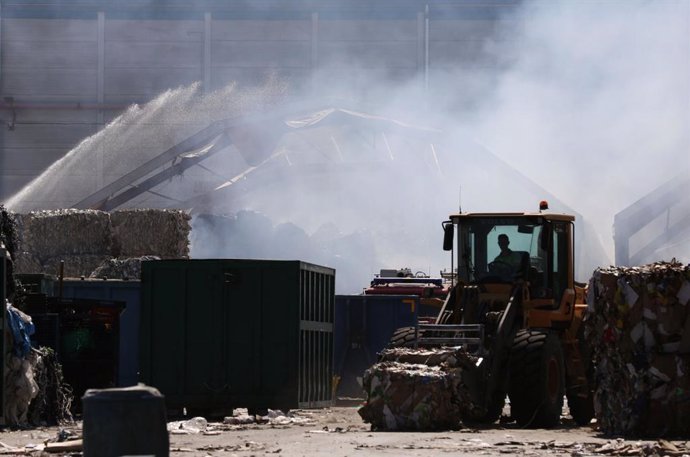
left=461, top=283, right=522, bottom=416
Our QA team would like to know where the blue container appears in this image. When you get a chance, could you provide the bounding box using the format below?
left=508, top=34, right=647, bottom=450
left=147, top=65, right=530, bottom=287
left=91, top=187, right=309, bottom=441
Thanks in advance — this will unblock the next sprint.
left=333, top=295, right=419, bottom=399
left=59, top=279, right=141, bottom=387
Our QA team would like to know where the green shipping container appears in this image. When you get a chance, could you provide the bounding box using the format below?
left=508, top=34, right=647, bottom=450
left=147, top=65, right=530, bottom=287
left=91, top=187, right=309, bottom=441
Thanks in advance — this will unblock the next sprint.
left=140, top=259, right=335, bottom=416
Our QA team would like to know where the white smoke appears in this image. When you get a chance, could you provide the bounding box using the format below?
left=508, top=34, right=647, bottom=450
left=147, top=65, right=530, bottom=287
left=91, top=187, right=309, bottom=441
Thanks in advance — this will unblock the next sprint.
left=5, top=0, right=690, bottom=290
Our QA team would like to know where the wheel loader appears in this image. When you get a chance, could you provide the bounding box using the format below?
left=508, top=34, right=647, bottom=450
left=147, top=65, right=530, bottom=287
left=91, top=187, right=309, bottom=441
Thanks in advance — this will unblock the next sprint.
left=381, top=202, right=593, bottom=428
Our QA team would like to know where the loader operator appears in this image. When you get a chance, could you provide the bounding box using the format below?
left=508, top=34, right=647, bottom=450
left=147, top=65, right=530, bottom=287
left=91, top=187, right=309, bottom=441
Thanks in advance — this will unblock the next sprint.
left=492, top=234, right=524, bottom=279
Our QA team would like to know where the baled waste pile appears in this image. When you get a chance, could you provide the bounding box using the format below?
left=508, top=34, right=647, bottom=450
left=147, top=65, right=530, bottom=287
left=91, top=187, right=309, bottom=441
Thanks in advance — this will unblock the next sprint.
left=358, top=347, right=478, bottom=431
left=111, top=209, right=190, bottom=258
left=585, top=260, right=690, bottom=436
left=13, top=209, right=190, bottom=278
left=89, top=255, right=160, bottom=280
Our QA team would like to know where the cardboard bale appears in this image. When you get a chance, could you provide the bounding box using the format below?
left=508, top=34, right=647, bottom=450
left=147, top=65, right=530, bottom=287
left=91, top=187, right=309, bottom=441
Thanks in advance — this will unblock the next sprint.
left=358, top=347, right=477, bottom=431
left=21, top=210, right=112, bottom=261
left=585, top=260, right=690, bottom=436
left=378, top=347, right=477, bottom=368
left=13, top=251, right=42, bottom=274
left=111, top=209, right=190, bottom=258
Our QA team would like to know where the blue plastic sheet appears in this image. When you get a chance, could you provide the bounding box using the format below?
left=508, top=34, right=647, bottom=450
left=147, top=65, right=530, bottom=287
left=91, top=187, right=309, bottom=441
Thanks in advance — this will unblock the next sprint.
left=6, top=302, right=35, bottom=358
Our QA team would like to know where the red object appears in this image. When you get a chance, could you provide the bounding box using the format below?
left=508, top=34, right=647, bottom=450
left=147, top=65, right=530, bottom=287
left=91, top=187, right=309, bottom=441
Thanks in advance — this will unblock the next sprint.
left=364, top=284, right=448, bottom=298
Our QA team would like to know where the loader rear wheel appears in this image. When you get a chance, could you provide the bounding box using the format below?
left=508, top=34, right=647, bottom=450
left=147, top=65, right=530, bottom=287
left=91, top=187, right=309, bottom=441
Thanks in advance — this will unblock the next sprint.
left=387, top=326, right=418, bottom=348
left=508, top=330, right=565, bottom=428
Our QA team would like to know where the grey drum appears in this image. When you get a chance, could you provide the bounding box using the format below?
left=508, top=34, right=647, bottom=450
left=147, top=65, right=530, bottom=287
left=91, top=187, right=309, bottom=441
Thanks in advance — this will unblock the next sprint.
left=82, top=384, right=168, bottom=457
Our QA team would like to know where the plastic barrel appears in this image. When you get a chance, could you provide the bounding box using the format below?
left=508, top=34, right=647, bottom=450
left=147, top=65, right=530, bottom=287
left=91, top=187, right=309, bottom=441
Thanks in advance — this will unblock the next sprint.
left=82, top=384, right=168, bottom=457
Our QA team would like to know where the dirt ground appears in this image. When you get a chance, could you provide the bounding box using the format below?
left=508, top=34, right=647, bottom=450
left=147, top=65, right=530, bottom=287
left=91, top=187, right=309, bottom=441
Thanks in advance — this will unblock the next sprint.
left=0, top=405, right=687, bottom=457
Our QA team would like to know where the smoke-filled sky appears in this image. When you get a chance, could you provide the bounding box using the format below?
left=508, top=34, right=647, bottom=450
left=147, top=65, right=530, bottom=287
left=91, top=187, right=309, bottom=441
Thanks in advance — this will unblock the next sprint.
left=466, top=0, right=690, bottom=237
left=6, top=0, right=690, bottom=292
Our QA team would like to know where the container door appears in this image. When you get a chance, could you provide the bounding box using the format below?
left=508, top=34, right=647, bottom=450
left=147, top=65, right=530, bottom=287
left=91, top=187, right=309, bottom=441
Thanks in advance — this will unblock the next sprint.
left=223, top=266, right=262, bottom=397
left=142, top=266, right=186, bottom=396
left=184, top=266, right=225, bottom=397
left=259, top=265, right=299, bottom=402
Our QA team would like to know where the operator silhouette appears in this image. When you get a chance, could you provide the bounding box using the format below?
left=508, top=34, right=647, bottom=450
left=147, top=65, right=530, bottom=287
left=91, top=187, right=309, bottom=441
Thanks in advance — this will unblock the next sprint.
left=494, top=234, right=523, bottom=273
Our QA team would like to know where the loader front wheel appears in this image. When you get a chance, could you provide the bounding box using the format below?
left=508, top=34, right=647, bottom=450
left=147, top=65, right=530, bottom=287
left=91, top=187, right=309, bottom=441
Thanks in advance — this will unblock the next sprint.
left=509, top=330, right=565, bottom=428
left=387, top=326, right=418, bottom=348
left=462, top=390, right=505, bottom=425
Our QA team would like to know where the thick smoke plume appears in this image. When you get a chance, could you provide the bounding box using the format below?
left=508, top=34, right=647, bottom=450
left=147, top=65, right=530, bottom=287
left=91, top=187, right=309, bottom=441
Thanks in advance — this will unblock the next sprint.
left=6, top=1, right=690, bottom=292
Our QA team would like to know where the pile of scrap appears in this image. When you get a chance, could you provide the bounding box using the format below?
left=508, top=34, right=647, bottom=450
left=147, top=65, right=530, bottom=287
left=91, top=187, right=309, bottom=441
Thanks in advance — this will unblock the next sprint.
left=27, top=347, right=74, bottom=425
left=358, top=347, right=477, bottom=431
left=585, top=260, right=690, bottom=436
left=0, top=205, right=20, bottom=299
left=89, top=255, right=160, bottom=280
left=13, top=209, right=190, bottom=278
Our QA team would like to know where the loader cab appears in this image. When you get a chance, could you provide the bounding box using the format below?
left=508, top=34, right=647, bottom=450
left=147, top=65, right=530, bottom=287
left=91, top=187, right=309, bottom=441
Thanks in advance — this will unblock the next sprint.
left=446, top=212, right=574, bottom=308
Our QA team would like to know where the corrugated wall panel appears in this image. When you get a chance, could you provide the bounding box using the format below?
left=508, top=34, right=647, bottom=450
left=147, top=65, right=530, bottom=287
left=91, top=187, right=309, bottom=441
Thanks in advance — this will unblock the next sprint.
left=3, top=18, right=98, bottom=41
left=105, top=19, right=203, bottom=42
left=105, top=68, right=202, bottom=96
left=430, top=19, right=510, bottom=40
left=211, top=67, right=311, bottom=89
left=319, top=19, right=417, bottom=41
left=212, top=41, right=311, bottom=67
left=4, top=69, right=98, bottom=96
left=430, top=41, right=496, bottom=67
left=2, top=149, right=78, bottom=173
left=3, top=123, right=96, bottom=148
left=105, top=41, right=203, bottom=68
left=212, top=19, right=311, bottom=41
left=103, top=19, right=204, bottom=99
left=318, top=41, right=418, bottom=68
left=11, top=109, right=100, bottom=123
left=4, top=40, right=97, bottom=67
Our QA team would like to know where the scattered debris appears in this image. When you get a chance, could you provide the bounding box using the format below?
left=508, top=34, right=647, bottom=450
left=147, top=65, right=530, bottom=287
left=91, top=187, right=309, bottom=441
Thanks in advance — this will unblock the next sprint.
left=89, top=255, right=160, bottom=280
left=168, top=417, right=208, bottom=434
left=223, top=407, right=255, bottom=425
left=221, top=408, right=316, bottom=427
left=43, top=438, right=82, bottom=453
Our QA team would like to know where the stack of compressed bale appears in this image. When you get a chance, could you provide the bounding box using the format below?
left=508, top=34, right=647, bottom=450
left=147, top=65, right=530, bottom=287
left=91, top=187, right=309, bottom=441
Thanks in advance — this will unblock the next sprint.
left=13, top=209, right=191, bottom=278
left=358, top=347, right=477, bottom=431
left=111, top=209, right=191, bottom=258
left=585, top=260, right=690, bottom=436
left=16, top=210, right=112, bottom=277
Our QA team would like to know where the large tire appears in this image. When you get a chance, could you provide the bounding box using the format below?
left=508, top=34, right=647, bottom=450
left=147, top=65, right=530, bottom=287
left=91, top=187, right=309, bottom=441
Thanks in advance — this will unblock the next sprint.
left=387, top=326, right=418, bottom=348
left=508, top=330, right=565, bottom=428
left=462, top=391, right=505, bottom=425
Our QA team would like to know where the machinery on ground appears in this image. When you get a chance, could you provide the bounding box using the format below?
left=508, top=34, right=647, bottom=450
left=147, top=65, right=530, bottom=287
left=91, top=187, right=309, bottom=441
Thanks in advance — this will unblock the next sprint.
left=364, top=267, right=449, bottom=314
left=387, top=201, right=593, bottom=428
